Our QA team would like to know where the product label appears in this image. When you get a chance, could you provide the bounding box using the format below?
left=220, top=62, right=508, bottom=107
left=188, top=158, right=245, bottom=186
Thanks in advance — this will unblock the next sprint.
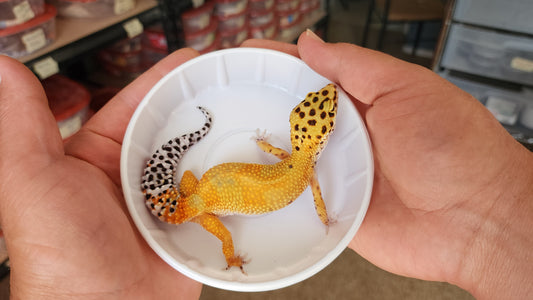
left=115, top=0, right=135, bottom=14
left=511, top=57, right=533, bottom=73
left=21, top=28, right=47, bottom=54
left=33, top=57, right=59, bottom=80
left=123, top=18, right=144, bottom=38
left=13, top=1, right=35, bottom=23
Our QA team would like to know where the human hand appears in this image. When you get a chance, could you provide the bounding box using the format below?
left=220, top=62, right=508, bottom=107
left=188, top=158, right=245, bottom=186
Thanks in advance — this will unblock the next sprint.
left=243, top=33, right=533, bottom=299
left=0, top=52, right=203, bottom=299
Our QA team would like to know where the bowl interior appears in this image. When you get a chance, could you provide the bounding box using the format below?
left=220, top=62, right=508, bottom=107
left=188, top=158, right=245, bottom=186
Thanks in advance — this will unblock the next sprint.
left=121, top=48, right=373, bottom=291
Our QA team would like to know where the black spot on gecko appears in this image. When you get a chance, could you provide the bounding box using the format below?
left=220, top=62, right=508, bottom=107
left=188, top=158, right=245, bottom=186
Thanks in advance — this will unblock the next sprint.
left=289, top=164, right=293, bottom=168
left=309, top=109, right=316, bottom=116
left=313, top=96, right=319, bottom=103
left=329, top=112, right=335, bottom=117
left=295, top=107, right=301, bottom=113
left=307, top=119, right=317, bottom=126
left=322, top=126, right=327, bottom=134
left=302, top=127, right=307, bottom=132
left=322, top=89, right=329, bottom=96
left=295, top=146, right=300, bottom=151
left=299, top=112, right=305, bottom=118
left=304, top=101, right=311, bottom=107
left=182, top=145, right=188, bottom=151
left=294, top=124, right=299, bottom=131
left=167, top=153, right=174, bottom=159
left=316, top=135, right=322, bottom=139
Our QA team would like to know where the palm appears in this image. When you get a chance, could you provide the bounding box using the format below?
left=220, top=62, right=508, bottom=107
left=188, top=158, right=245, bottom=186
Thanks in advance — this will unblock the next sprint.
left=243, top=37, right=530, bottom=288
left=0, top=54, right=201, bottom=298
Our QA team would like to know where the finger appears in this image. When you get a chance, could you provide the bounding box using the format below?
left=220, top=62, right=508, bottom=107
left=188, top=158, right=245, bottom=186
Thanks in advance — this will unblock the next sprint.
left=297, top=30, right=434, bottom=105
left=65, top=48, right=200, bottom=185
left=0, top=56, right=63, bottom=168
left=241, top=39, right=299, bottom=57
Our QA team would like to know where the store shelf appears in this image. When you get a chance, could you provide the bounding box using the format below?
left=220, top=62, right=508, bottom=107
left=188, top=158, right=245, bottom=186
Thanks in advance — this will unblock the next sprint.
left=20, top=0, right=160, bottom=69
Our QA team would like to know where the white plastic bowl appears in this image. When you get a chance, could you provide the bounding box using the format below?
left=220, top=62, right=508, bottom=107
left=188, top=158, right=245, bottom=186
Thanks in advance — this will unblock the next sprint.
left=121, top=48, right=373, bottom=291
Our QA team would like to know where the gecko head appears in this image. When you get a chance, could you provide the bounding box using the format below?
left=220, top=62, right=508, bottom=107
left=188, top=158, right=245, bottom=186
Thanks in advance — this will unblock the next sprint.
left=289, top=83, right=338, bottom=160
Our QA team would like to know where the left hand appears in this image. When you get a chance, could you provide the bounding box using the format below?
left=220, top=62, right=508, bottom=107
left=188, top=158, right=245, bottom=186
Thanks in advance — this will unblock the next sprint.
left=0, top=51, right=203, bottom=299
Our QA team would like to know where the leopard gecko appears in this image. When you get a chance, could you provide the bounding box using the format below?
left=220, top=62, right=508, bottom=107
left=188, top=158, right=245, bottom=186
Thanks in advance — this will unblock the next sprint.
left=141, top=84, right=338, bottom=272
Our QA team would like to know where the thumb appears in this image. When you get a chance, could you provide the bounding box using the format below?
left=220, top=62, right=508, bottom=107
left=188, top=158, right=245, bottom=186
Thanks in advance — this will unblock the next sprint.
left=297, top=30, right=433, bottom=105
left=0, top=56, right=63, bottom=170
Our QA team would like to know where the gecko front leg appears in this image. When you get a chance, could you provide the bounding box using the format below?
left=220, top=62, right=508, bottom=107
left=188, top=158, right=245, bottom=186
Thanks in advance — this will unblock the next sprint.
left=255, top=131, right=290, bottom=160
left=255, top=137, right=330, bottom=227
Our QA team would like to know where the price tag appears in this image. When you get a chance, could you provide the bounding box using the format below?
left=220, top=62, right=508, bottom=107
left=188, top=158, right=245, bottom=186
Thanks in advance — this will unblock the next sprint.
left=114, top=0, right=135, bottom=15
left=33, top=57, right=59, bottom=80
left=122, top=18, right=143, bottom=38
left=13, top=1, right=35, bottom=23
left=511, top=57, right=533, bottom=73
left=21, top=28, right=47, bottom=53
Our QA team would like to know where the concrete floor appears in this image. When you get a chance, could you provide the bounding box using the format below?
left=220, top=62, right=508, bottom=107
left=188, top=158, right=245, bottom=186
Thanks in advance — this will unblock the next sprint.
left=0, top=1, right=475, bottom=299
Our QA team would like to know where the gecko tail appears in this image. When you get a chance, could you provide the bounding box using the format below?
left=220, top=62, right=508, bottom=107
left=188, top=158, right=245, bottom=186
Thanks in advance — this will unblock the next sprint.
left=141, top=106, right=213, bottom=212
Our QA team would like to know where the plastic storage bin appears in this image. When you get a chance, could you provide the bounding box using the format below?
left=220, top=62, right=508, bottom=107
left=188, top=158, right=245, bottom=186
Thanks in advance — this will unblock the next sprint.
left=47, top=0, right=136, bottom=18
left=441, top=24, right=533, bottom=86
left=276, top=0, right=299, bottom=12
left=439, top=71, right=530, bottom=127
left=219, top=24, right=247, bottom=48
left=248, top=7, right=274, bottom=27
left=0, top=3, right=55, bottom=58
left=278, top=7, right=299, bottom=27
left=217, top=9, right=247, bottom=31
left=182, top=0, right=215, bottom=33
left=184, top=17, right=217, bottom=51
left=453, top=0, right=533, bottom=36
left=248, top=0, right=273, bottom=12
left=42, top=74, right=91, bottom=139
left=0, top=0, right=45, bottom=29
left=278, top=15, right=300, bottom=40
left=250, top=19, right=276, bottom=39
left=214, top=0, right=247, bottom=17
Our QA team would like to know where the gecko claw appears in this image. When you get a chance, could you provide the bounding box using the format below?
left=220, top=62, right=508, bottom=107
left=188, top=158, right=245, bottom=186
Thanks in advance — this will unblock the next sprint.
left=253, top=129, right=271, bottom=142
left=225, top=255, right=249, bottom=275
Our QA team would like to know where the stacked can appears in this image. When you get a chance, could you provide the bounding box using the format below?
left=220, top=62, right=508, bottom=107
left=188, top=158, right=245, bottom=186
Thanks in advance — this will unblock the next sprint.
left=248, top=0, right=276, bottom=40
left=0, top=1, right=56, bottom=58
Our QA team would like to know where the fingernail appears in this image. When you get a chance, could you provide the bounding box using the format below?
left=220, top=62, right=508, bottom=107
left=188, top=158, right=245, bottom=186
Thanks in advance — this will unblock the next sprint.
left=305, top=29, right=324, bottom=43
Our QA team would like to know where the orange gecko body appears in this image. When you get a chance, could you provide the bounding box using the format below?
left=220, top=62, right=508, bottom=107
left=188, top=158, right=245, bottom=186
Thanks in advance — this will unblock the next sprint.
left=141, top=84, right=338, bottom=271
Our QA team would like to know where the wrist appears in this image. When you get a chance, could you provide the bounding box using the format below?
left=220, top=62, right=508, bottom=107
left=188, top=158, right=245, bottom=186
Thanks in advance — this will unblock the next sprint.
left=455, top=142, right=533, bottom=299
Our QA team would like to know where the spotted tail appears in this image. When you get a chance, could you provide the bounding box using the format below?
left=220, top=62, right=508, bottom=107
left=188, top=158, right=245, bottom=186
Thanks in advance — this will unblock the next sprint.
left=141, top=106, right=212, bottom=218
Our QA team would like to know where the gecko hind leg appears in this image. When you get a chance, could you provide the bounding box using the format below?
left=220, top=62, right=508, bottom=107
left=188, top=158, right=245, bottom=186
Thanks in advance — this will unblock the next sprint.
left=179, top=170, right=199, bottom=197
left=191, top=213, right=248, bottom=274
left=310, top=172, right=330, bottom=228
